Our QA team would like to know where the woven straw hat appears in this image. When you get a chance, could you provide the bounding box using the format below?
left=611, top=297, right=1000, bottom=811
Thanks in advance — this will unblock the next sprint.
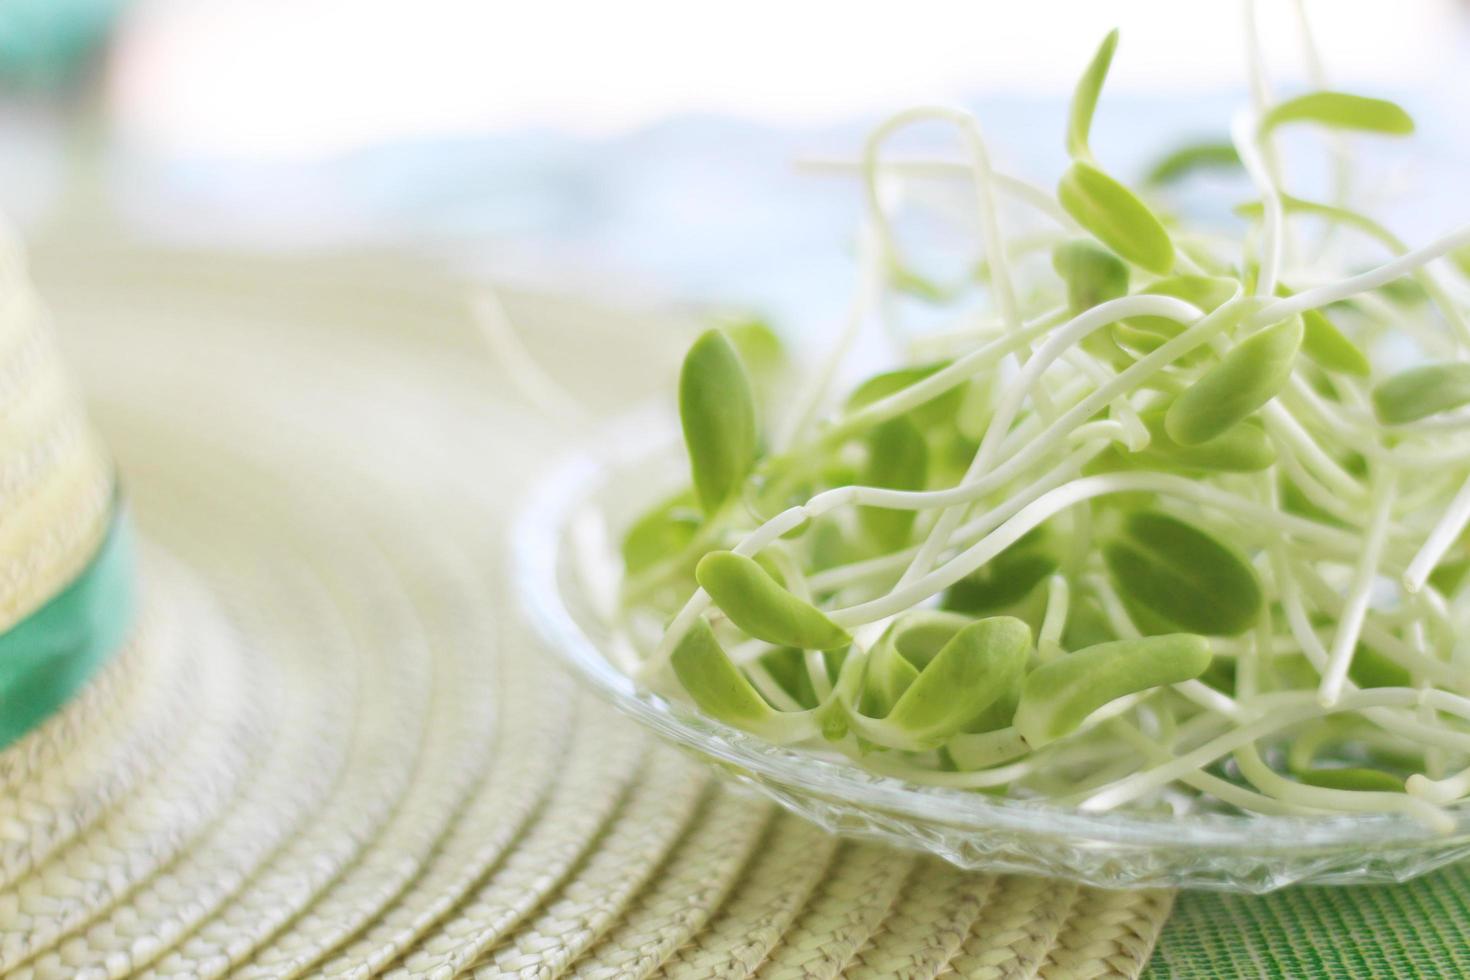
left=0, top=228, right=1173, bottom=979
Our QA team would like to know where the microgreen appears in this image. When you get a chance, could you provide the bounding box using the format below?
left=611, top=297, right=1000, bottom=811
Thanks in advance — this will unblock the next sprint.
left=1259, top=91, right=1414, bottom=137
left=679, top=329, right=759, bottom=514
left=1058, top=162, right=1176, bottom=275
left=609, top=18, right=1470, bottom=828
left=1373, top=362, right=1470, bottom=425
left=1052, top=240, right=1130, bottom=316
left=1014, top=634, right=1212, bottom=747
left=1103, top=511, right=1263, bottom=636
left=1066, top=28, right=1119, bottom=160
left=1143, top=139, right=1242, bottom=187
left=696, top=550, right=852, bottom=650
left=1164, top=313, right=1303, bottom=445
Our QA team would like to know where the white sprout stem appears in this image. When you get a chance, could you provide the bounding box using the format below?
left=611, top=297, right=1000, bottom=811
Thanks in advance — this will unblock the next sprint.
left=623, top=29, right=1470, bottom=823
left=1233, top=743, right=1450, bottom=831
left=857, top=107, right=1060, bottom=429
left=1063, top=349, right=1148, bottom=450
left=1408, top=765, right=1470, bottom=805
left=1290, top=0, right=1351, bottom=212
left=1292, top=199, right=1470, bottom=345
left=804, top=442, right=1104, bottom=595
left=775, top=221, right=882, bottom=451
left=1111, top=722, right=1319, bottom=816
left=1037, top=574, right=1070, bottom=662
left=805, top=460, right=1363, bottom=613
left=1262, top=403, right=1366, bottom=503
left=894, top=294, right=1210, bottom=589
left=828, top=470, right=1356, bottom=628
left=1319, top=471, right=1398, bottom=706
left=1079, top=688, right=1430, bottom=812
left=1256, top=223, right=1470, bottom=324
left=1233, top=110, right=1285, bottom=296
left=819, top=307, right=1069, bottom=446
left=745, top=661, right=806, bottom=713
left=861, top=107, right=1022, bottom=340
left=1086, top=573, right=1244, bottom=720
left=1276, top=553, right=1470, bottom=751
left=1404, top=475, right=1470, bottom=594
left=795, top=156, right=1076, bottom=229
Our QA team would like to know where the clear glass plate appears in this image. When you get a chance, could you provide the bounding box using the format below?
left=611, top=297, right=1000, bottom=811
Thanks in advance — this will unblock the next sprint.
left=512, top=414, right=1470, bottom=892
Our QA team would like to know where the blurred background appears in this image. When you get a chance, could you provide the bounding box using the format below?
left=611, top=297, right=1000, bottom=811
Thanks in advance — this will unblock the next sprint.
left=2, top=0, right=1469, bottom=330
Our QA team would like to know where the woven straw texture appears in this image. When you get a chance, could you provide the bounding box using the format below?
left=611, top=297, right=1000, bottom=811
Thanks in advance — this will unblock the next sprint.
left=0, top=240, right=111, bottom=632
left=0, top=238, right=1174, bottom=979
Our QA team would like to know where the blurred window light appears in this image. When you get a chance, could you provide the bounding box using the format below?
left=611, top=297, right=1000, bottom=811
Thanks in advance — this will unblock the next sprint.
left=109, top=0, right=1465, bottom=159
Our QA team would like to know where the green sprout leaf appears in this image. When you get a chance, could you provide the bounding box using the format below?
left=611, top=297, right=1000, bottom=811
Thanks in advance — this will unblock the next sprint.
left=1372, top=362, right=1470, bottom=424
left=1165, top=315, right=1303, bottom=445
left=846, top=360, right=964, bottom=429
left=1066, top=28, right=1119, bottom=159
left=1349, top=643, right=1412, bottom=690
left=858, top=416, right=928, bottom=550
left=860, top=611, right=974, bottom=716
left=721, top=316, right=785, bottom=381
left=1143, top=139, right=1242, bottom=186
left=1104, top=511, right=1263, bottom=635
left=623, top=22, right=1470, bottom=823
left=1052, top=239, right=1130, bottom=314
left=1014, top=634, right=1211, bottom=746
left=759, top=647, right=821, bottom=709
left=884, top=616, right=1032, bottom=744
left=1296, top=767, right=1405, bottom=792
left=942, top=532, right=1058, bottom=613
left=1058, top=161, right=1176, bottom=275
left=696, top=550, right=851, bottom=650
left=1453, top=246, right=1470, bottom=279
left=1293, top=304, right=1370, bottom=378
left=1260, top=91, right=1414, bottom=137
left=862, top=626, right=922, bottom=717
left=1120, top=409, right=1276, bottom=473
left=621, top=490, right=701, bottom=575
left=1115, top=275, right=1236, bottom=354
left=679, top=329, right=758, bottom=514
left=671, top=619, right=779, bottom=731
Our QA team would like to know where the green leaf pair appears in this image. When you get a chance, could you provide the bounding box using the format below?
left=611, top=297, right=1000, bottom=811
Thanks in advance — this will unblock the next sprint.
left=859, top=613, right=1031, bottom=748
left=1014, top=633, right=1211, bottom=746
left=696, top=551, right=851, bottom=650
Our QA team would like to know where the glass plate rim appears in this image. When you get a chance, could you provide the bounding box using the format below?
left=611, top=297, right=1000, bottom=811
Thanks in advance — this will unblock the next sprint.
left=511, top=413, right=1467, bottom=866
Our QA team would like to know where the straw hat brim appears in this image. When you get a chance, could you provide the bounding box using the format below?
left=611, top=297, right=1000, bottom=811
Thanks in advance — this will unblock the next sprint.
left=0, top=236, right=1172, bottom=978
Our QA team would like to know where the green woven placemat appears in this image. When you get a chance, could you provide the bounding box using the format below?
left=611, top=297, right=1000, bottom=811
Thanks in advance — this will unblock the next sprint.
left=1146, top=864, right=1470, bottom=978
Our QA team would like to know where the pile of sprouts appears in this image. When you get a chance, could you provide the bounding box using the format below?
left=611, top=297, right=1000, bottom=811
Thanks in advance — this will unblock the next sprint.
left=611, top=13, right=1470, bottom=829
